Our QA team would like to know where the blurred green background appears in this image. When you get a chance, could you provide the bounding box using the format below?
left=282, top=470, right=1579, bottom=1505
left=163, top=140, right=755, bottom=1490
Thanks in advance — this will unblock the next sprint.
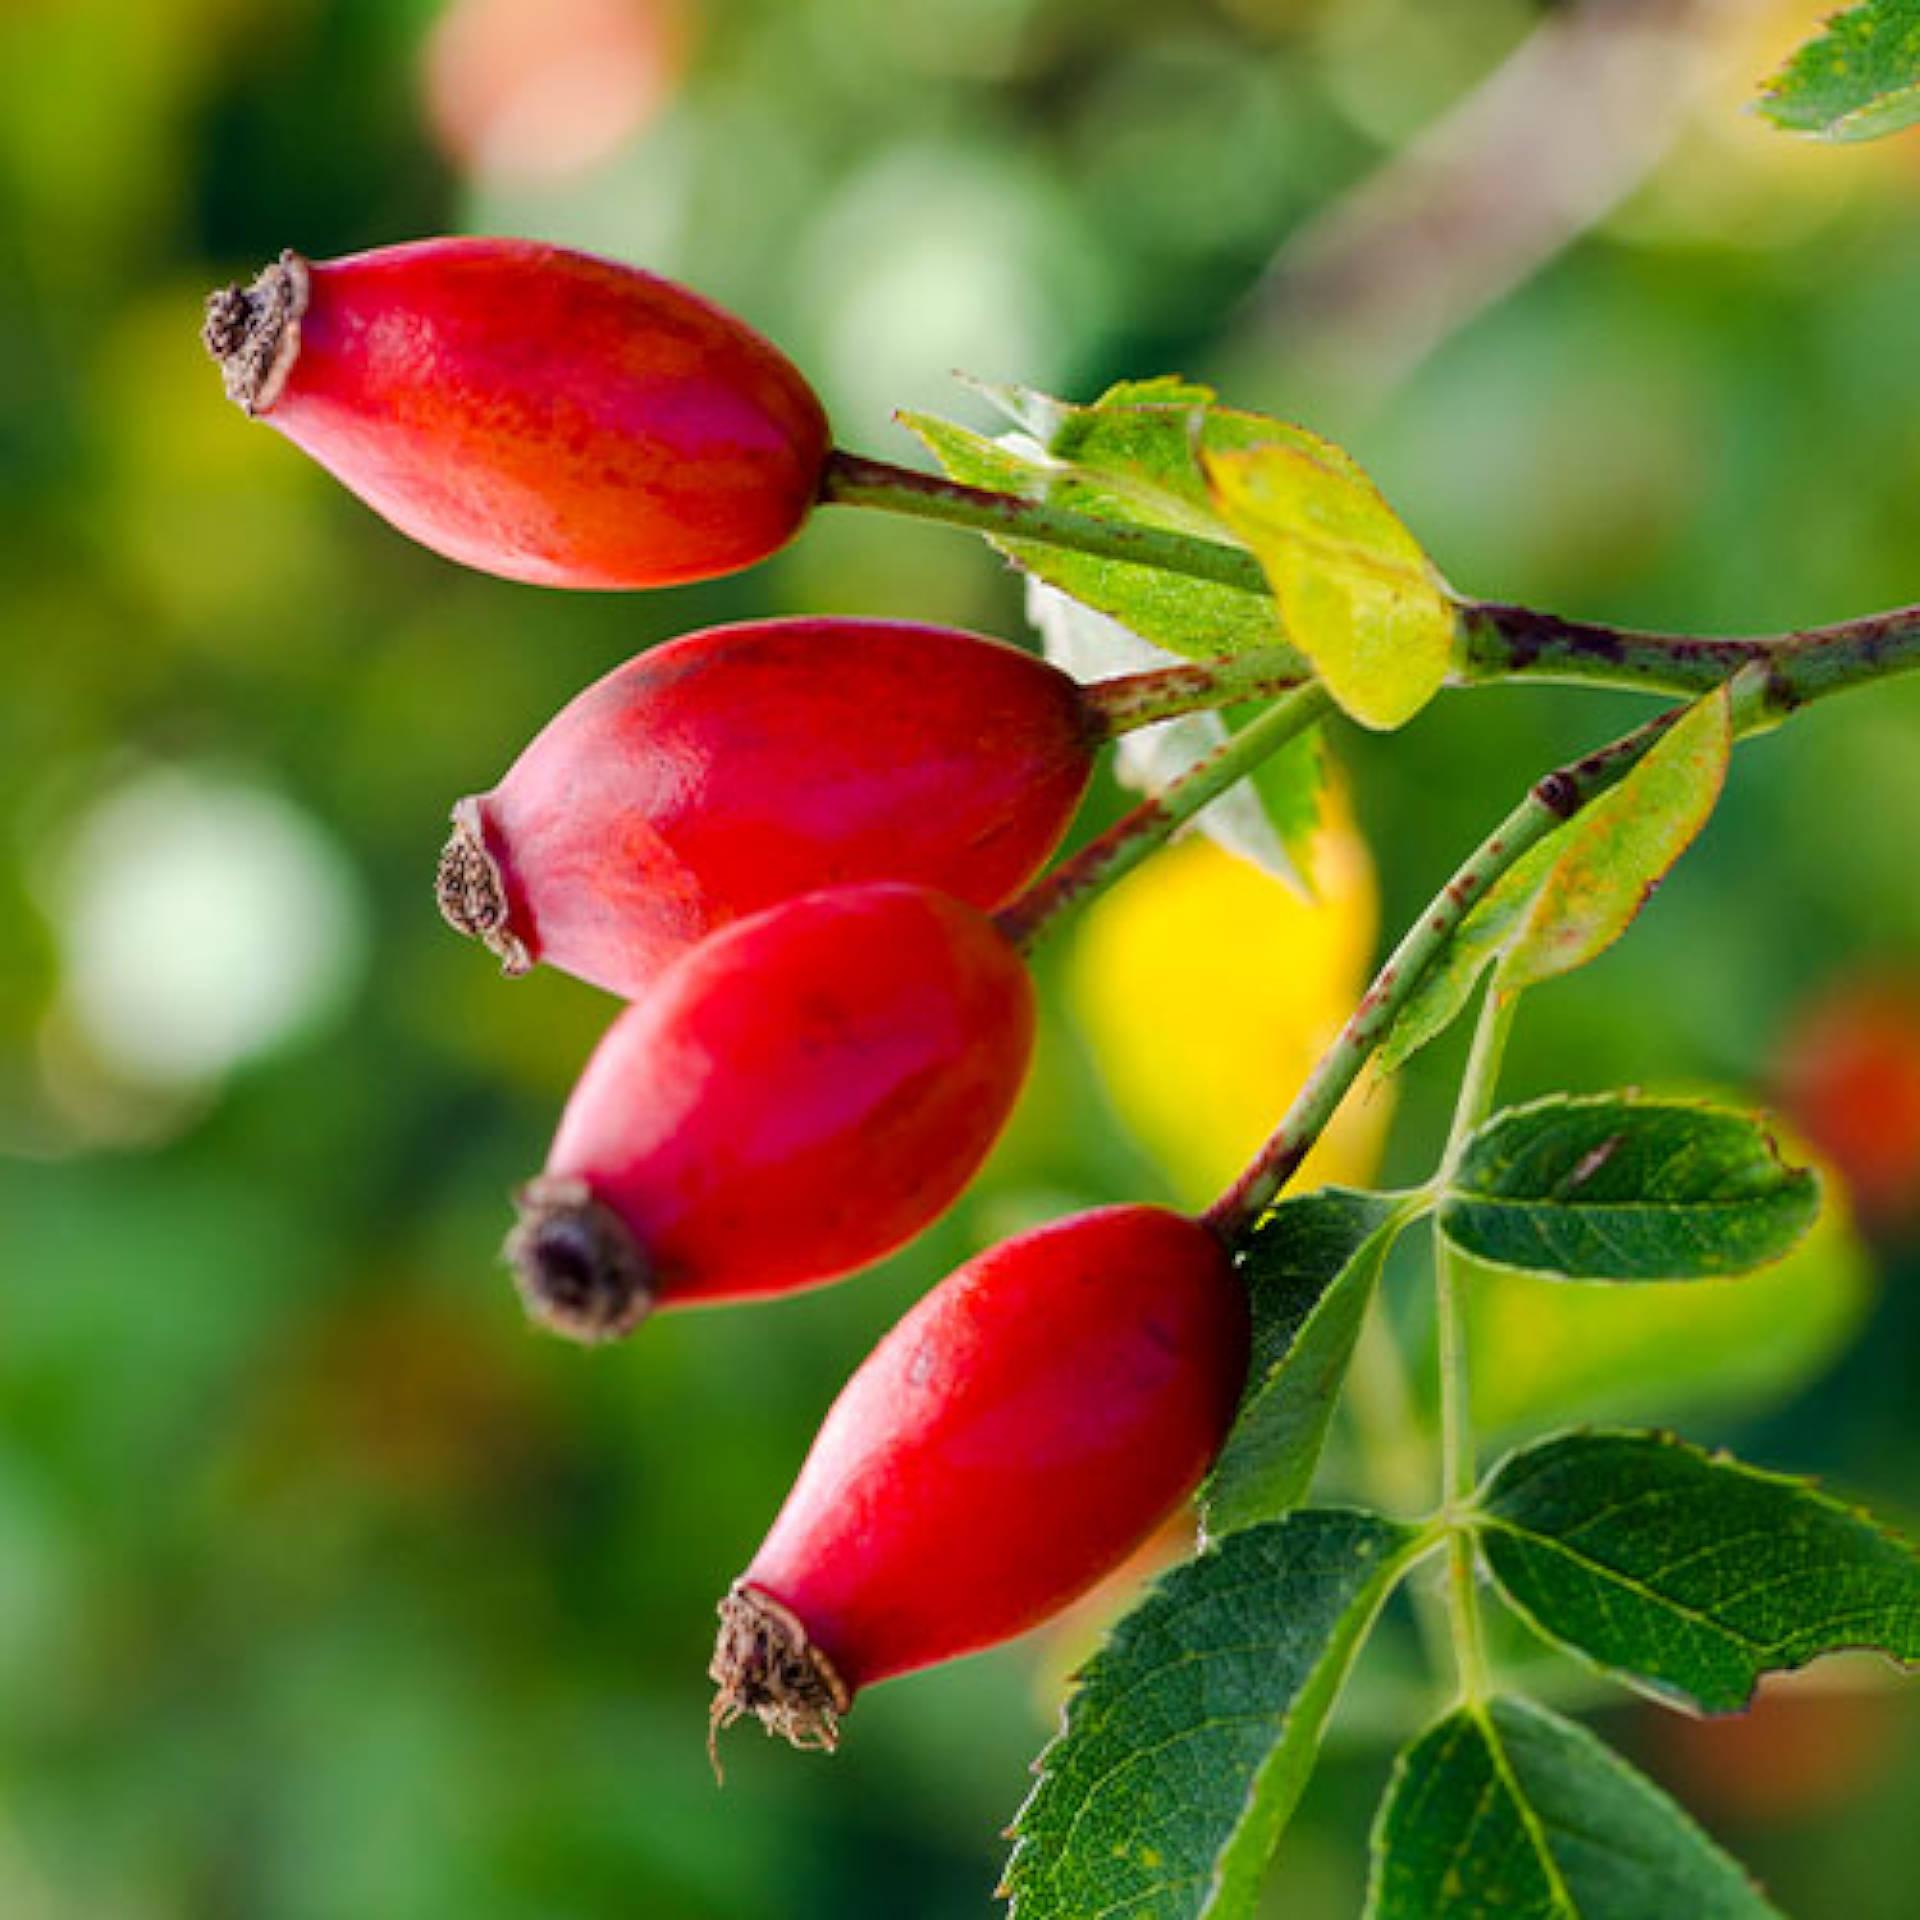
left=6, top=1, right=1920, bottom=1914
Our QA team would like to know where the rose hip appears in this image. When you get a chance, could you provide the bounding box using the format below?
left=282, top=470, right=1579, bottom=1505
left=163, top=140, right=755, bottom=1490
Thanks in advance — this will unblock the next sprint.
left=709, top=1205, right=1248, bottom=1752
left=508, top=883, right=1034, bottom=1339
left=202, top=237, right=828, bottom=588
left=437, top=617, right=1097, bottom=994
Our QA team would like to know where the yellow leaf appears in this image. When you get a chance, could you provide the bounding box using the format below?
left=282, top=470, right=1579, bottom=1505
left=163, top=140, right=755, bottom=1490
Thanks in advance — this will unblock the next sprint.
left=1067, top=790, right=1389, bottom=1209
left=1204, top=431, right=1456, bottom=731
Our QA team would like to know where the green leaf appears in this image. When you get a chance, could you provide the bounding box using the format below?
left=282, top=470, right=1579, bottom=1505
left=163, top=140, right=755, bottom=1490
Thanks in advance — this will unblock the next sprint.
left=1497, top=688, right=1731, bottom=994
left=1378, top=836, right=1559, bottom=1072
left=1367, top=1696, right=1779, bottom=1918
left=1438, top=1094, right=1819, bottom=1281
left=1463, top=1176, right=1870, bottom=1436
left=1203, top=1190, right=1408, bottom=1537
left=1478, top=1429, right=1920, bottom=1714
left=1203, top=429, right=1455, bottom=730
left=902, top=388, right=1286, bottom=662
left=1380, top=688, right=1731, bottom=1071
left=1759, top=0, right=1920, bottom=143
left=1006, top=1511, right=1421, bottom=1920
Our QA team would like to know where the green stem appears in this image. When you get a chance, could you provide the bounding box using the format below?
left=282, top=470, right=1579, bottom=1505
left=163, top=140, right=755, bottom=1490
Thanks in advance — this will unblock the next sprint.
left=823, top=450, right=1920, bottom=708
left=995, top=683, right=1334, bottom=949
left=819, top=450, right=1272, bottom=595
left=1202, top=704, right=1681, bottom=1241
left=1080, top=649, right=1308, bottom=735
left=1345, top=1304, right=1459, bottom=1687
left=1433, top=987, right=1515, bottom=1702
left=1344, top=1305, right=1433, bottom=1520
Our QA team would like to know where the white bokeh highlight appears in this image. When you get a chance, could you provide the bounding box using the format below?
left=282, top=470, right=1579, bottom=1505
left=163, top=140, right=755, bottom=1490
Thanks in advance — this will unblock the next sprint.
left=44, top=769, right=368, bottom=1091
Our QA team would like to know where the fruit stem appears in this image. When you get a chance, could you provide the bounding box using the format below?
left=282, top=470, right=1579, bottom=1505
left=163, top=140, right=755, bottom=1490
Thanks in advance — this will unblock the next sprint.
left=1202, top=704, right=1682, bottom=1242
left=823, top=450, right=1920, bottom=708
left=1079, top=649, right=1309, bottom=736
left=994, top=682, right=1334, bottom=950
left=1431, top=984, right=1514, bottom=1704
left=819, top=449, right=1271, bottom=594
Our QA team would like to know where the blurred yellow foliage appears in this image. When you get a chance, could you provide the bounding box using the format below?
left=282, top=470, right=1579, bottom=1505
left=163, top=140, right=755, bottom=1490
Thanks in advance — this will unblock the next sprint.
left=1066, top=786, right=1389, bottom=1209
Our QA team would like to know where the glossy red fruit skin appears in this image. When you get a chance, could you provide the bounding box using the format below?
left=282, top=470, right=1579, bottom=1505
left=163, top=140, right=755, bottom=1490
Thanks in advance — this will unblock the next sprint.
left=720, top=1206, right=1247, bottom=1736
left=443, top=617, right=1096, bottom=996
left=204, top=237, right=828, bottom=588
left=510, top=884, right=1034, bottom=1334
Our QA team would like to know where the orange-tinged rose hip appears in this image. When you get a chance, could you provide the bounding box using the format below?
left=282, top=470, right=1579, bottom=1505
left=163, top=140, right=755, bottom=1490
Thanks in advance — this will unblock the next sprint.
left=437, top=617, right=1096, bottom=996
left=203, top=236, right=829, bottom=588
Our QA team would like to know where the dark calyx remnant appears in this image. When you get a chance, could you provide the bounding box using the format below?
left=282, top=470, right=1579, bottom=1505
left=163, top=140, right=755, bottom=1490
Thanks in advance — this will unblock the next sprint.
left=506, top=1176, right=655, bottom=1343
left=708, top=1583, right=850, bottom=1773
left=202, top=249, right=310, bottom=416
left=436, top=799, right=532, bottom=975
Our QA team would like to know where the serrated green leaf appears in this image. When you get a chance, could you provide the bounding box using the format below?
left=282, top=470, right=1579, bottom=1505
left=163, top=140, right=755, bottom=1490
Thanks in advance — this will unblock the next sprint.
left=1464, top=1177, right=1870, bottom=1436
left=1378, top=836, right=1559, bottom=1072
left=1497, top=688, right=1731, bottom=993
left=1478, top=1430, right=1920, bottom=1714
left=1438, top=1094, right=1819, bottom=1281
left=1380, top=689, right=1731, bottom=1071
left=1203, top=1190, right=1409, bottom=1537
left=1203, top=431, right=1455, bottom=730
left=898, top=411, right=1045, bottom=496
left=1006, top=1511, right=1421, bottom=1920
left=1759, top=0, right=1920, bottom=142
left=1367, top=1696, right=1779, bottom=1918
left=901, top=395, right=1285, bottom=662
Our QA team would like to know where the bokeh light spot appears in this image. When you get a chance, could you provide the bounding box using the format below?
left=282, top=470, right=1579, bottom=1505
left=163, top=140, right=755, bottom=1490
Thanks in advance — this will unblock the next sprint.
left=42, top=769, right=368, bottom=1092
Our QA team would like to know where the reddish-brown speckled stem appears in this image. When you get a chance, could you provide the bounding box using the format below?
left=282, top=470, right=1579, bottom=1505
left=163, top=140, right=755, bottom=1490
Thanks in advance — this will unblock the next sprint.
left=995, top=682, right=1334, bottom=950
left=1078, top=649, right=1309, bottom=736
left=1203, top=704, right=1685, bottom=1240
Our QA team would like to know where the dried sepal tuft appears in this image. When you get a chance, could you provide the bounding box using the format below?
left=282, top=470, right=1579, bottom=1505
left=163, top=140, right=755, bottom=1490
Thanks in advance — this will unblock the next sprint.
left=203, top=250, right=311, bottom=416
left=505, top=1176, right=655, bottom=1342
left=708, top=1582, right=849, bottom=1772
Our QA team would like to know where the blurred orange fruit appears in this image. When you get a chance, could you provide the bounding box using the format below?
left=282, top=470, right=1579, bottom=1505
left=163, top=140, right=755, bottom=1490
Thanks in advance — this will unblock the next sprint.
left=1643, top=1662, right=1909, bottom=1825
left=1777, top=973, right=1920, bottom=1231
left=423, top=0, right=687, bottom=183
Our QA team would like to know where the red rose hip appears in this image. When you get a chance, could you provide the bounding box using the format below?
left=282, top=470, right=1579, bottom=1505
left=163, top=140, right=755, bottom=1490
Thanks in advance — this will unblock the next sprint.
left=202, top=237, right=828, bottom=588
left=509, top=883, right=1034, bottom=1338
left=710, top=1205, right=1248, bottom=1752
left=437, top=617, right=1097, bottom=994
